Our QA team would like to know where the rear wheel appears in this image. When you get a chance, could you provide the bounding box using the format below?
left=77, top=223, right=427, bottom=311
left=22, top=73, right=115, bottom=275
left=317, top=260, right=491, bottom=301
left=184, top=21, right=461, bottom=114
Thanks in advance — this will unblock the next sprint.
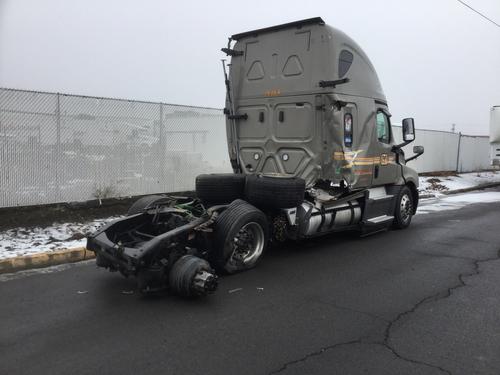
left=211, top=200, right=268, bottom=274
left=393, top=186, right=414, bottom=229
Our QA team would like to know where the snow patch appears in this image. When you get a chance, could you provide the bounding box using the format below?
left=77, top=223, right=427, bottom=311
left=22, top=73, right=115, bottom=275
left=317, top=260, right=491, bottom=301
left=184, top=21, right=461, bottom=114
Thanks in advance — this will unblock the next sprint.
left=0, top=217, right=121, bottom=260
left=418, top=171, right=500, bottom=195
left=417, top=192, right=500, bottom=214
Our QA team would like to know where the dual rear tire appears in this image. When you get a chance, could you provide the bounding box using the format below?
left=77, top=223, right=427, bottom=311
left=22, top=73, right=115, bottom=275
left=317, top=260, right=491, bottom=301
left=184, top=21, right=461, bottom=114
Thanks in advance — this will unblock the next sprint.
left=196, top=174, right=305, bottom=273
left=133, top=174, right=304, bottom=274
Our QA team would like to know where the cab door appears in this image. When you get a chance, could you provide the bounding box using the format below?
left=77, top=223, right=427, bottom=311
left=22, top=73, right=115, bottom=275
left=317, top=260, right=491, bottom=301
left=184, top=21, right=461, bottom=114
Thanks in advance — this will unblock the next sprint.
left=371, top=109, right=398, bottom=186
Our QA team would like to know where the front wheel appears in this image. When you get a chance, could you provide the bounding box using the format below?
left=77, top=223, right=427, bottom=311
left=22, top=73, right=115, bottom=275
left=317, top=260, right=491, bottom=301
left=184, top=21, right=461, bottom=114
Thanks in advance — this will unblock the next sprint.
left=393, top=186, right=414, bottom=229
left=211, top=200, right=269, bottom=274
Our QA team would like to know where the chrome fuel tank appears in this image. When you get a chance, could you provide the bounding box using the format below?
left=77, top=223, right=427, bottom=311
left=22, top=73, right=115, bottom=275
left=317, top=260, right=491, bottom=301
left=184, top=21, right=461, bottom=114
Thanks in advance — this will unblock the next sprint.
left=298, top=200, right=361, bottom=237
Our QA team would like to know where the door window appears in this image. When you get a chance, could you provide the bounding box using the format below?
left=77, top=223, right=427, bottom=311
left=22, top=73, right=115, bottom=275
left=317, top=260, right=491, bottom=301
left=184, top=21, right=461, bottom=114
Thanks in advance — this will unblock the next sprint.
left=376, top=111, right=391, bottom=144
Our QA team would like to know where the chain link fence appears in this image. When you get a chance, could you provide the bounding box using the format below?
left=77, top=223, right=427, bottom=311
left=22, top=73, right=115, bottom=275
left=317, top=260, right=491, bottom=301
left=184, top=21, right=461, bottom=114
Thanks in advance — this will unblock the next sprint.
left=0, top=88, right=492, bottom=208
left=0, top=88, right=230, bottom=207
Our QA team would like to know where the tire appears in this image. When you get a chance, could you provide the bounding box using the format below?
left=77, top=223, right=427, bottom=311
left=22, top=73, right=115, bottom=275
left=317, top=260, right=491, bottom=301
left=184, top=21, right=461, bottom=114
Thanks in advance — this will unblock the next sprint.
left=195, top=173, right=246, bottom=204
left=211, top=199, right=269, bottom=274
left=393, top=186, right=414, bottom=229
left=127, top=195, right=167, bottom=215
left=245, top=175, right=305, bottom=209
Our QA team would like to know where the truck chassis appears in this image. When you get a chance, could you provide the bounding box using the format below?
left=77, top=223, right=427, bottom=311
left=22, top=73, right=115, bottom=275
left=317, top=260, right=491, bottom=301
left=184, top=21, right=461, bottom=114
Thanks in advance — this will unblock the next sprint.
left=87, top=181, right=418, bottom=297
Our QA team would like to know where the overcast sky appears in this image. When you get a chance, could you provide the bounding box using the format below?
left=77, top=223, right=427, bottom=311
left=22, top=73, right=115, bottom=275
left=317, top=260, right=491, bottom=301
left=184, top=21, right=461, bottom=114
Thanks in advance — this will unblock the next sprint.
left=0, top=0, right=499, bottom=135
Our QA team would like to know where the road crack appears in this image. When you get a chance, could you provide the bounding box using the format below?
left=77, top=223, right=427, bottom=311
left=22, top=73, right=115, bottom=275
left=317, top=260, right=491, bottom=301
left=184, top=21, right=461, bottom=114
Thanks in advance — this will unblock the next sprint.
left=383, top=248, right=500, bottom=375
left=269, top=249, right=500, bottom=375
left=268, top=339, right=365, bottom=374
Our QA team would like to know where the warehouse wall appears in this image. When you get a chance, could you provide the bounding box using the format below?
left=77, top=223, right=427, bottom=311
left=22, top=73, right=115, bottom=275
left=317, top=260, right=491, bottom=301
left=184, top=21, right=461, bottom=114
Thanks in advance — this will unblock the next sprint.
left=393, top=126, right=490, bottom=173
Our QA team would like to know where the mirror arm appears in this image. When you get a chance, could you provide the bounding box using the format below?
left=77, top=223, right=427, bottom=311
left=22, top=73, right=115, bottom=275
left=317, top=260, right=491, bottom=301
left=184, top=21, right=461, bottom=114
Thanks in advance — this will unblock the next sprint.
left=392, top=140, right=411, bottom=152
left=405, top=150, right=424, bottom=163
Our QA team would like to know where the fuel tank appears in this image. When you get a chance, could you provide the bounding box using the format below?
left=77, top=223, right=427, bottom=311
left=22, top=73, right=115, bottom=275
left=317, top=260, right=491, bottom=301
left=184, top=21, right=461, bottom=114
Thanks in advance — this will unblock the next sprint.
left=297, top=200, right=361, bottom=236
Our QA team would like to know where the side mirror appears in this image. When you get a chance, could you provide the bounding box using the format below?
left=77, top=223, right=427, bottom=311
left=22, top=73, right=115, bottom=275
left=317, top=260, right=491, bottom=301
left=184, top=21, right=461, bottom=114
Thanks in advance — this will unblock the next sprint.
left=413, top=145, right=424, bottom=154
left=406, top=145, right=424, bottom=163
left=402, top=118, right=415, bottom=142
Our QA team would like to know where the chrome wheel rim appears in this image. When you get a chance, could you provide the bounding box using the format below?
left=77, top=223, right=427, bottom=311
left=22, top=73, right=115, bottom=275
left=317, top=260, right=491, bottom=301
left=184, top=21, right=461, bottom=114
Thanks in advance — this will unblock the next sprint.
left=227, top=222, right=265, bottom=269
left=400, top=194, right=412, bottom=223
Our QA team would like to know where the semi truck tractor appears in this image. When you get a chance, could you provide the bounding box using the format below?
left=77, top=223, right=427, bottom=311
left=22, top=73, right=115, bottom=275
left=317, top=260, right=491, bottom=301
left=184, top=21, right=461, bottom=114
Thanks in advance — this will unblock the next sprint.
left=87, top=18, right=424, bottom=297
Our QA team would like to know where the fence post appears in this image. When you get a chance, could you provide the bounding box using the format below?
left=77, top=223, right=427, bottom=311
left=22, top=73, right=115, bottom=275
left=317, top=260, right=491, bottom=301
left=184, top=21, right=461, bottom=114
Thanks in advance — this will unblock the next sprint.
left=455, top=132, right=462, bottom=173
left=159, top=103, right=166, bottom=191
left=55, top=92, right=61, bottom=201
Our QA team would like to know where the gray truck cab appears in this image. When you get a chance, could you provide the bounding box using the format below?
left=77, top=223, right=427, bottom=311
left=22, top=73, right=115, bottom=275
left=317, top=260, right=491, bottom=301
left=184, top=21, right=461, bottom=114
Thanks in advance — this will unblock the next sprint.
left=224, top=18, right=421, bottom=187
left=223, top=17, right=423, bottom=232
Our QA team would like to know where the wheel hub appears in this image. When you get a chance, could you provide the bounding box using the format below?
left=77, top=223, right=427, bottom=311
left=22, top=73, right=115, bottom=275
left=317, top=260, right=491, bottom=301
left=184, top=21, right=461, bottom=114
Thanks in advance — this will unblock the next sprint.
left=400, top=194, right=412, bottom=221
left=228, top=222, right=265, bottom=268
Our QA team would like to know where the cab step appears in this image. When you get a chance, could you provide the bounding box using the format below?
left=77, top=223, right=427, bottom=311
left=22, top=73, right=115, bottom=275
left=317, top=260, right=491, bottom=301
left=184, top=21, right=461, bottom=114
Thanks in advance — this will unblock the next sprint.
left=369, top=194, right=394, bottom=201
left=365, top=215, right=394, bottom=225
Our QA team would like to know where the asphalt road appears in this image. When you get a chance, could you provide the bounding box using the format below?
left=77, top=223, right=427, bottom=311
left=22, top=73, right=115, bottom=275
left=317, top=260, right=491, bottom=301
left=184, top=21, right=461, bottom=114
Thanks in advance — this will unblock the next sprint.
left=2, top=192, right=500, bottom=375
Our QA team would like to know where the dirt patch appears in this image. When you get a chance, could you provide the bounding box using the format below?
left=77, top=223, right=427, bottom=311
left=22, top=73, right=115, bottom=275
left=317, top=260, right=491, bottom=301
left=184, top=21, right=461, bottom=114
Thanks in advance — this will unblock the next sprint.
left=0, top=191, right=195, bottom=231
left=419, top=169, right=498, bottom=177
left=426, top=178, right=441, bottom=184
left=426, top=177, right=449, bottom=192
left=420, top=171, right=459, bottom=177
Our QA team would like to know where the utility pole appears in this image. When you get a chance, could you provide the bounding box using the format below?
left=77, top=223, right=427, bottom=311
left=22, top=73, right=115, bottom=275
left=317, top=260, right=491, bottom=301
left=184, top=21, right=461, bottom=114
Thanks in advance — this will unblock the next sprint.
left=451, top=123, right=456, bottom=133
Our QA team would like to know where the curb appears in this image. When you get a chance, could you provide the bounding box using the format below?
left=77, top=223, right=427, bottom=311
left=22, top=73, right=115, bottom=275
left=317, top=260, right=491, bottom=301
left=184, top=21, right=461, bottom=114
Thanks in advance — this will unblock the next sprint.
left=441, top=182, right=500, bottom=195
left=419, top=181, right=500, bottom=199
left=0, top=247, right=95, bottom=274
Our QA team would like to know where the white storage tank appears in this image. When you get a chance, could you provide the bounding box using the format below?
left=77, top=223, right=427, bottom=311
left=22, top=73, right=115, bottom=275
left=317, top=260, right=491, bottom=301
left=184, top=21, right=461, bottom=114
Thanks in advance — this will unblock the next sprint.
left=491, top=106, right=500, bottom=166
